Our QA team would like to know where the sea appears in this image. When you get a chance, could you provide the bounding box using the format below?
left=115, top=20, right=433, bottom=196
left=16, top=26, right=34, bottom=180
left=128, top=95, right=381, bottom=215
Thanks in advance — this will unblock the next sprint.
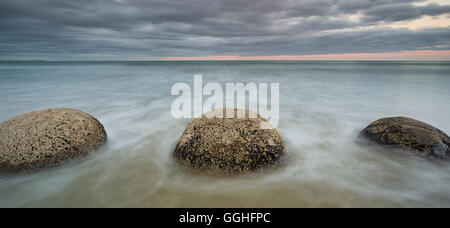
left=0, top=61, right=449, bottom=207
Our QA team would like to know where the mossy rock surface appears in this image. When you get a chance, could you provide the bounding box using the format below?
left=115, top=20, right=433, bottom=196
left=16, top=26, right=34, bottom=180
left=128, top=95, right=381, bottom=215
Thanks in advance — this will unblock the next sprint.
left=0, top=108, right=107, bottom=173
left=175, top=109, right=286, bottom=175
left=360, top=117, right=450, bottom=160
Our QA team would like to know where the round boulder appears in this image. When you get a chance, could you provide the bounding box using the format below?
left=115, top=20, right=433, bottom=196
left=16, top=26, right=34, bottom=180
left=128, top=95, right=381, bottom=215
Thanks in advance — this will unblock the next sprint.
left=360, top=117, right=450, bottom=160
left=174, top=109, right=286, bottom=175
left=0, top=108, right=107, bottom=173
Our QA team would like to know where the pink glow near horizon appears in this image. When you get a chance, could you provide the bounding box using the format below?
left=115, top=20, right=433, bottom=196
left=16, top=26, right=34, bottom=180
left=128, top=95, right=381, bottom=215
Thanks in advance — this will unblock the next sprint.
left=161, top=50, right=450, bottom=61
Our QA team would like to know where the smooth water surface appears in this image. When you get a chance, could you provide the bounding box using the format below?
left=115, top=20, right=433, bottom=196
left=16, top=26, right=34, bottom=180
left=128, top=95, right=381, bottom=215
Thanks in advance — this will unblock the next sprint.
left=0, top=61, right=449, bottom=207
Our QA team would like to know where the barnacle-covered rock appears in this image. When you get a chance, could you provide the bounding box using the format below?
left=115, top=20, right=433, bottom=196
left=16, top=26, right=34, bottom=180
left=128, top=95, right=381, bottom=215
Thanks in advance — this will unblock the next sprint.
left=174, top=109, right=286, bottom=175
left=360, top=117, right=450, bottom=160
left=0, top=108, right=107, bottom=173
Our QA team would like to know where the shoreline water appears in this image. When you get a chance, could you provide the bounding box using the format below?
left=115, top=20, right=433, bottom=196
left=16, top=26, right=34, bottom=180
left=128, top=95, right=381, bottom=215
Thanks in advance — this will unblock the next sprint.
left=0, top=61, right=449, bottom=207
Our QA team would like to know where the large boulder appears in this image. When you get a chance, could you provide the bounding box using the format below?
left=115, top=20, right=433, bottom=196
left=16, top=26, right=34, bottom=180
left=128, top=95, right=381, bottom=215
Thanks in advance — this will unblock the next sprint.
left=174, top=109, right=286, bottom=175
left=0, top=108, right=107, bottom=173
left=360, top=117, right=450, bottom=160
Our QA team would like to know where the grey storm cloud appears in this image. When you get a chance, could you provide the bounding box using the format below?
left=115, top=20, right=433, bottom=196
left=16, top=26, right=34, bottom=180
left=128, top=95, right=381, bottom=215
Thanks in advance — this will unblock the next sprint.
left=363, top=2, right=450, bottom=22
left=0, top=0, right=449, bottom=60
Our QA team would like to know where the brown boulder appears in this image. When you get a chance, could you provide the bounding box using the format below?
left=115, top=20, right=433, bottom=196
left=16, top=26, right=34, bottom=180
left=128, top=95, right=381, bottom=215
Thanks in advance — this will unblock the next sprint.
left=0, top=108, right=107, bottom=173
left=174, top=109, right=286, bottom=175
left=360, top=117, right=450, bottom=160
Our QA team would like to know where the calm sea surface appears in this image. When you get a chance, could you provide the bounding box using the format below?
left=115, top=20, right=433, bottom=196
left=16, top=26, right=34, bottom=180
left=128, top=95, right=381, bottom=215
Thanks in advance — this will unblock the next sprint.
left=0, top=61, right=449, bottom=207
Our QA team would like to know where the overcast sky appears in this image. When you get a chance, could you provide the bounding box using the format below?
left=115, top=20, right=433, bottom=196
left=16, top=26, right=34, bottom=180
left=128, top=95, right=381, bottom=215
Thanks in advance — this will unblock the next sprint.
left=1, top=0, right=450, bottom=60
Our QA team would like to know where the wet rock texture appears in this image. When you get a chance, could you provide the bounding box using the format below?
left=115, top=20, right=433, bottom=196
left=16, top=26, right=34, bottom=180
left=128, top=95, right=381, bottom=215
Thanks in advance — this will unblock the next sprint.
left=0, top=108, right=107, bottom=173
left=361, top=117, right=450, bottom=160
left=174, top=109, right=286, bottom=175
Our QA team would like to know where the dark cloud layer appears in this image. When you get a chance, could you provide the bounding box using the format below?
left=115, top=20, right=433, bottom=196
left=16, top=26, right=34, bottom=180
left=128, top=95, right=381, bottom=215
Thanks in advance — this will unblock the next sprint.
left=0, top=0, right=449, bottom=60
